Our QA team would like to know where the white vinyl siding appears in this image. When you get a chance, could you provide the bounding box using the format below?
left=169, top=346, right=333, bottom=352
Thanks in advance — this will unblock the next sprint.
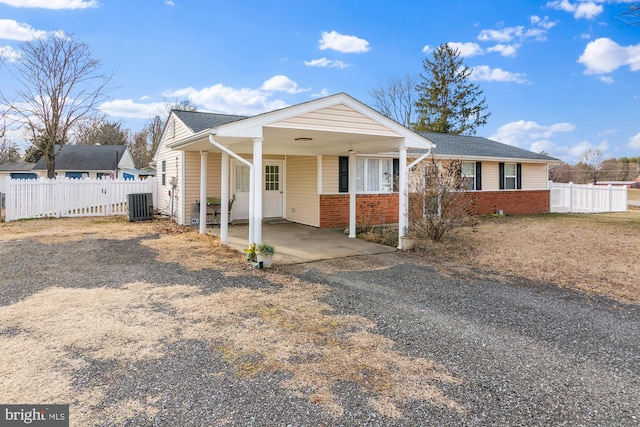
left=321, top=156, right=340, bottom=193
left=522, top=163, right=549, bottom=190
left=286, top=156, right=319, bottom=226
left=269, top=104, right=398, bottom=137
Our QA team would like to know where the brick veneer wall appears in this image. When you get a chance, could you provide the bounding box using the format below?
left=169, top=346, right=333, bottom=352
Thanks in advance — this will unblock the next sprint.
left=466, top=190, right=550, bottom=215
left=320, top=193, right=399, bottom=228
left=319, top=190, right=550, bottom=228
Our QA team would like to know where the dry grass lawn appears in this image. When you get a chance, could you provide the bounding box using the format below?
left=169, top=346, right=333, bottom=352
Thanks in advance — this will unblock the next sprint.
left=424, top=209, right=640, bottom=304
left=0, top=217, right=464, bottom=424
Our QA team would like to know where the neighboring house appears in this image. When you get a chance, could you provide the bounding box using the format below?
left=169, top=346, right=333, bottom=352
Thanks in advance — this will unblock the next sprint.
left=33, top=145, right=135, bottom=179
left=423, top=132, right=561, bottom=215
left=0, top=162, right=37, bottom=193
left=153, top=93, right=559, bottom=249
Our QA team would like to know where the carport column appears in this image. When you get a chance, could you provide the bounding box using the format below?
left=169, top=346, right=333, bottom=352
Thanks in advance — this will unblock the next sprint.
left=253, top=138, right=263, bottom=245
left=199, top=151, right=208, bottom=235
left=220, top=151, right=230, bottom=244
left=398, top=147, right=408, bottom=249
left=348, top=150, right=357, bottom=238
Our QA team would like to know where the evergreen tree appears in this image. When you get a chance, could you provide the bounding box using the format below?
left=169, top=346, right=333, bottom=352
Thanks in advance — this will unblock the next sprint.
left=414, top=44, right=490, bottom=135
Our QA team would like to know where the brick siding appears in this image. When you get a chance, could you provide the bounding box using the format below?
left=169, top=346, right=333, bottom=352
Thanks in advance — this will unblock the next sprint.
left=465, top=190, right=550, bottom=215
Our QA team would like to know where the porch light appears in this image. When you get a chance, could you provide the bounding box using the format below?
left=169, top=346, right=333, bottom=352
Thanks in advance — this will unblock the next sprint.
left=294, top=137, right=313, bottom=141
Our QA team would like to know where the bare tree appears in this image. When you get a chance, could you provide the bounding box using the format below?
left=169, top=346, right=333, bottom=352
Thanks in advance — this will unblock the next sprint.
left=580, top=148, right=605, bottom=184
left=1, top=34, right=112, bottom=177
left=369, top=74, right=418, bottom=127
left=145, top=115, right=164, bottom=159
left=619, top=4, right=640, bottom=25
left=409, top=157, right=477, bottom=242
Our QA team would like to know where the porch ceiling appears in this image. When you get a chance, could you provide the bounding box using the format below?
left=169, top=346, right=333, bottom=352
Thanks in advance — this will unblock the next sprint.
left=170, top=126, right=406, bottom=156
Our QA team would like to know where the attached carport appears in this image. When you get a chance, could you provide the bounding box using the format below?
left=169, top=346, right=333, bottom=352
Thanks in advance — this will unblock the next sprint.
left=166, top=93, right=434, bottom=250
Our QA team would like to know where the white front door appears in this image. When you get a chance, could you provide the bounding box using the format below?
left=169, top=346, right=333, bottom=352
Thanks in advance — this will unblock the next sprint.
left=231, top=161, right=284, bottom=220
left=263, top=162, right=283, bottom=218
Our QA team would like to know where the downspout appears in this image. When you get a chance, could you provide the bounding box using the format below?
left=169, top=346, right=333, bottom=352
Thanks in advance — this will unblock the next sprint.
left=209, top=133, right=255, bottom=245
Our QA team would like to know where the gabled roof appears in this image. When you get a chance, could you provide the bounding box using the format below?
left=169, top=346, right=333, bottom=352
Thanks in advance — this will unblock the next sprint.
left=172, top=110, right=247, bottom=133
left=0, top=162, right=35, bottom=172
left=33, top=145, right=129, bottom=170
left=420, top=131, right=560, bottom=162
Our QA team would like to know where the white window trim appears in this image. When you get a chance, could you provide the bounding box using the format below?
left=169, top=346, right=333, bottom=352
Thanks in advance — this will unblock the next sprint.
left=355, top=156, right=395, bottom=194
left=462, top=161, right=476, bottom=191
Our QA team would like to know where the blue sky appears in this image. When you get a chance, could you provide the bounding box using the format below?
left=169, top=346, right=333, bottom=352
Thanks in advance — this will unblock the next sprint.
left=0, top=0, right=639, bottom=163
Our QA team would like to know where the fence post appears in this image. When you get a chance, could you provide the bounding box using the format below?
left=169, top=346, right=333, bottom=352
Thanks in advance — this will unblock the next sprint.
left=568, top=182, right=574, bottom=213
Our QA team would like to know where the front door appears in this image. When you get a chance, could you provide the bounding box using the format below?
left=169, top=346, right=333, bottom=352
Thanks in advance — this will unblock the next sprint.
left=263, top=162, right=283, bottom=218
left=231, top=161, right=284, bottom=220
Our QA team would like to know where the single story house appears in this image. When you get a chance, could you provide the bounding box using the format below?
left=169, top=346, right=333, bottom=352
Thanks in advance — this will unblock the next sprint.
left=33, top=145, right=135, bottom=179
left=0, top=162, right=37, bottom=193
left=153, top=93, right=559, bottom=249
left=424, top=132, right=560, bottom=215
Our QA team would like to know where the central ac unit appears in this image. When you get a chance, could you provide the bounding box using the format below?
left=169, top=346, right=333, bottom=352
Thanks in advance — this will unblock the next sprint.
left=128, top=193, right=154, bottom=221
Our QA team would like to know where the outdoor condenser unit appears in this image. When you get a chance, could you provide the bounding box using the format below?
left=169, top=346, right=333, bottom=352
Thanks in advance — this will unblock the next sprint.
left=127, top=193, right=154, bottom=221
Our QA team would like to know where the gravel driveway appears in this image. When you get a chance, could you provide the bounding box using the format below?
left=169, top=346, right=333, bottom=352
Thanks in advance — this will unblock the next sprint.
left=0, top=227, right=638, bottom=426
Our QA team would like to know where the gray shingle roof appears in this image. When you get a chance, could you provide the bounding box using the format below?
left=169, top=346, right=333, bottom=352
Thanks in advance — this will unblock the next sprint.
left=0, top=162, right=35, bottom=171
left=419, top=131, right=560, bottom=162
left=173, top=110, right=247, bottom=133
left=33, top=145, right=128, bottom=170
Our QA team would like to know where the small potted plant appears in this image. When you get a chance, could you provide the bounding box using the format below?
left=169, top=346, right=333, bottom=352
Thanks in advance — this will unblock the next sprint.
left=244, top=243, right=257, bottom=263
left=256, top=242, right=275, bottom=268
left=399, top=227, right=415, bottom=250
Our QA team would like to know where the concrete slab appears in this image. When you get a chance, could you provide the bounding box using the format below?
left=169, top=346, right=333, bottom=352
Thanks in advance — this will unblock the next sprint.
left=207, top=221, right=397, bottom=265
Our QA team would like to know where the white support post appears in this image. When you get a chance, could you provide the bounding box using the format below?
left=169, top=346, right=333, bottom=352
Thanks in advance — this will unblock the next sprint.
left=348, top=150, right=356, bottom=238
left=220, top=151, right=230, bottom=244
left=253, top=138, right=263, bottom=245
left=398, top=147, right=408, bottom=249
left=199, top=151, right=208, bottom=235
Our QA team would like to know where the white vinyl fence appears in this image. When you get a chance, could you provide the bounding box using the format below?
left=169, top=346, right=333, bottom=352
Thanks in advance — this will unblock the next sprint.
left=548, top=181, right=627, bottom=213
left=4, top=176, right=154, bottom=222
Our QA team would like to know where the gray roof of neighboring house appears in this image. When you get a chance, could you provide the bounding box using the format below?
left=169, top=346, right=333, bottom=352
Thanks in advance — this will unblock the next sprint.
left=173, top=110, right=247, bottom=133
left=0, top=162, right=35, bottom=171
left=33, top=145, right=128, bottom=170
left=419, top=131, right=560, bottom=162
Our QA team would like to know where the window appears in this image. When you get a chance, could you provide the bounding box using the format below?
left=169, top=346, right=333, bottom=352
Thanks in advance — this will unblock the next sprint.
left=265, top=165, right=279, bottom=191
left=462, top=162, right=475, bottom=190
left=504, top=163, right=517, bottom=189
left=235, top=165, right=250, bottom=192
left=355, top=157, right=393, bottom=192
left=161, top=160, right=166, bottom=186
left=499, top=162, right=521, bottom=190
left=167, top=118, right=175, bottom=139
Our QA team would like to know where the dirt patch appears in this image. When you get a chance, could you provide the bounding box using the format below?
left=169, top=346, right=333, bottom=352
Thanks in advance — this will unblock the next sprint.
left=421, top=211, right=640, bottom=303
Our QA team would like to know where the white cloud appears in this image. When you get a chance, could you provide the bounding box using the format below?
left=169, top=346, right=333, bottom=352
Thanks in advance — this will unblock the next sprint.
left=261, top=75, right=308, bottom=94
left=319, top=30, right=370, bottom=53
left=304, top=57, right=349, bottom=68
left=162, top=82, right=289, bottom=116
left=0, top=44, right=21, bottom=61
left=629, top=132, right=640, bottom=149
left=447, top=42, right=483, bottom=57
left=0, top=0, right=98, bottom=9
left=470, top=65, right=529, bottom=83
left=98, top=99, right=165, bottom=119
left=422, top=44, right=431, bottom=53
left=531, top=15, right=557, bottom=30
left=312, top=88, right=330, bottom=98
left=478, top=27, right=523, bottom=43
left=599, top=75, right=615, bottom=83
left=486, top=43, right=520, bottom=57
left=139, top=95, right=152, bottom=101
left=491, top=120, right=575, bottom=149
left=546, top=0, right=603, bottom=20
left=0, top=19, right=47, bottom=41
left=578, top=37, right=640, bottom=75
left=165, top=0, right=175, bottom=5
left=568, top=139, right=609, bottom=159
